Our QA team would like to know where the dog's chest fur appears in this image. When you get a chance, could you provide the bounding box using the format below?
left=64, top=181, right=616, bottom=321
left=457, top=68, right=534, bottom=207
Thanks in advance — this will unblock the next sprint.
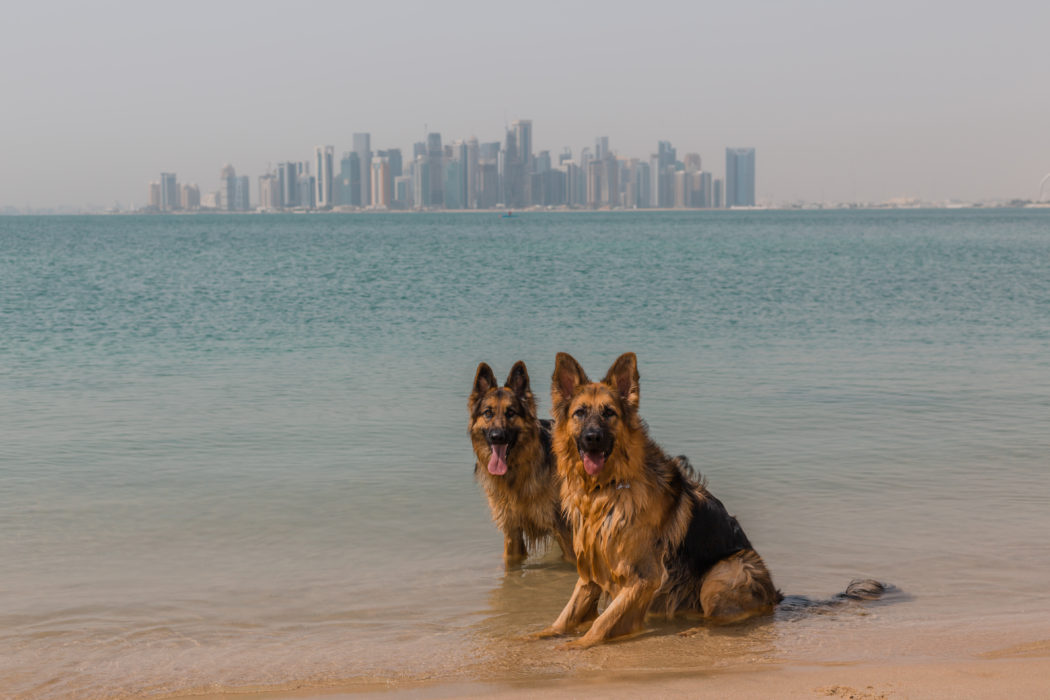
left=568, top=481, right=667, bottom=588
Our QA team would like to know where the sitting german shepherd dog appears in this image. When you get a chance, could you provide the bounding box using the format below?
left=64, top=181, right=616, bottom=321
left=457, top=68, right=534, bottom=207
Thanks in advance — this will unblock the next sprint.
left=538, top=352, right=884, bottom=648
left=469, top=361, right=573, bottom=566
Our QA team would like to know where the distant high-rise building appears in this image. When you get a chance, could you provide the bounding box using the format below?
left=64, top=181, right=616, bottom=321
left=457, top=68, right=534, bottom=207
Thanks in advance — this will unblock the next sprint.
left=259, top=173, right=280, bottom=210
left=353, top=133, right=372, bottom=208
left=635, top=161, right=651, bottom=208
left=148, top=181, right=161, bottom=210
left=443, top=141, right=468, bottom=210
left=219, top=164, right=237, bottom=211
left=725, top=148, right=756, bottom=207
left=384, top=148, right=403, bottom=179
left=277, top=162, right=297, bottom=208
left=234, top=175, right=251, bottom=211
left=465, top=137, right=479, bottom=209
left=377, top=149, right=401, bottom=207
left=695, top=171, right=712, bottom=208
left=426, top=132, right=443, bottom=208
left=411, top=155, right=429, bottom=208
left=335, top=152, right=358, bottom=206
left=713, top=178, right=724, bottom=208
left=674, top=170, right=688, bottom=208
left=595, top=136, right=609, bottom=161
left=513, top=119, right=533, bottom=171
left=181, top=183, right=200, bottom=210
left=586, top=160, right=603, bottom=208
left=370, top=156, right=391, bottom=208
left=298, top=173, right=315, bottom=210
left=650, top=141, right=676, bottom=208
left=394, top=175, right=412, bottom=208
left=601, top=157, right=619, bottom=207
left=159, top=172, right=179, bottom=211
left=684, top=153, right=702, bottom=173
left=315, top=145, right=334, bottom=209
left=477, top=141, right=500, bottom=209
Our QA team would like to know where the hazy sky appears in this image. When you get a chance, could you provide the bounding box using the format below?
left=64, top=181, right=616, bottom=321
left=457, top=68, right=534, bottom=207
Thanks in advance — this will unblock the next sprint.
left=3, top=0, right=1048, bottom=208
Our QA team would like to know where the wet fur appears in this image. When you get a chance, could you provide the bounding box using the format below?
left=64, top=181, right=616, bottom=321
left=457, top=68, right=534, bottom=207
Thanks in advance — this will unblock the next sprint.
left=469, top=361, right=573, bottom=566
left=538, top=352, right=782, bottom=648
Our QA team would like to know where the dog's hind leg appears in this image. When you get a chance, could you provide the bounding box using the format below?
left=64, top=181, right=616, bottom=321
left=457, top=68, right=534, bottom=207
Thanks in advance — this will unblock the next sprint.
left=698, top=549, right=780, bottom=625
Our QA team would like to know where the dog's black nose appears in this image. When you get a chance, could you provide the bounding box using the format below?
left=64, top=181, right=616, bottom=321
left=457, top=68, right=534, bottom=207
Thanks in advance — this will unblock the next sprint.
left=488, top=428, right=508, bottom=444
left=582, top=428, right=604, bottom=450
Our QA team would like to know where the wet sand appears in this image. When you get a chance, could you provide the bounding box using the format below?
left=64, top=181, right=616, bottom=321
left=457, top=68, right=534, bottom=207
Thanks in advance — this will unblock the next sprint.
left=184, top=639, right=1050, bottom=700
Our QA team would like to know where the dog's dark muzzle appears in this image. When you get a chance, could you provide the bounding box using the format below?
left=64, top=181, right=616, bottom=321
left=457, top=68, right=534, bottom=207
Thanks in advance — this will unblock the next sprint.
left=486, top=427, right=518, bottom=449
left=578, top=426, right=613, bottom=456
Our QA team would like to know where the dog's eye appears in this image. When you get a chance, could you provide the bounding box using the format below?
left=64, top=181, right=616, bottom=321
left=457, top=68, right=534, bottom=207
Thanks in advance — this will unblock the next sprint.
left=506, top=409, right=517, bottom=419
left=572, top=408, right=587, bottom=419
left=483, top=408, right=494, bottom=419
left=602, top=407, right=617, bottom=419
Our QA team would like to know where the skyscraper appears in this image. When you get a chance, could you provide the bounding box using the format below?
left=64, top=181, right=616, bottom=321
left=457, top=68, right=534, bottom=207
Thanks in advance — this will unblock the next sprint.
left=220, top=164, right=237, bottom=211
left=725, top=148, right=756, bottom=207
left=181, top=183, right=200, bottom=210
left=353, top=133, right=372, bottom=208
left=513, top=119, right=533, bottom=171
left=259, top=173, right=280, bottom=210
left=370, top=156, right=391, bottom=208
left=426, top=132, right=443, bottom=208
left=159, top=172, right=179, bottom=211
left=650, top=141, right=676, bottom=208
left=465, top=137, right=479, bottom=209
left=234, top=175, right=251, bottom=211
left=595, top=136, right=609, bottom=161
left=315, top=145, right=334, bottom=209
left=278, top=162, right=298, bottom=208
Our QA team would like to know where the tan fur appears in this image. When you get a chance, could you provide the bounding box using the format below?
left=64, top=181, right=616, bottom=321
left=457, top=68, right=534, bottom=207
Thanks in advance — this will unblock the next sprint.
left=469, top=361, right=573, bottom=566
left=537, top=352, right=780, bottom=648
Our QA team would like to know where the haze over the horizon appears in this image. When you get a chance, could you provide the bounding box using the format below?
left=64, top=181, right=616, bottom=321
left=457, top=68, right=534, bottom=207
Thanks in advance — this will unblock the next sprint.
left=2, top=0, right=1048, bottom=209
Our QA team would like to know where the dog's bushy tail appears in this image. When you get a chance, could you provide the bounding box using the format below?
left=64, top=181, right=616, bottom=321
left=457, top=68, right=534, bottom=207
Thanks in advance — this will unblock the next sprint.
left=778, top=578, right=900, bottom=614
left=838, top=578, right=887, bottom=601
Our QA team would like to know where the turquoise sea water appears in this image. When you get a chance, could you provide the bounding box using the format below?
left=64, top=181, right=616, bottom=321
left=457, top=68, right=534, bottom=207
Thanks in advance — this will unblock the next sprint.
left=1, top=210, right=1048, bottom=698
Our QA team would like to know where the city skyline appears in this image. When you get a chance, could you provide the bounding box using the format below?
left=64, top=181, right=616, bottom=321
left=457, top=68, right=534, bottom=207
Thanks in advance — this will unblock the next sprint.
left=2, top=2, right=1048, bottom=209
left=143, top=123, right=755, bottom=213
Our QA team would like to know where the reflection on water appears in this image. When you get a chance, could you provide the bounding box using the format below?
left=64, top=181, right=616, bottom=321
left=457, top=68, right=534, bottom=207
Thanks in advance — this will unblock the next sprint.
left=464, top=552, right=917, bottom=684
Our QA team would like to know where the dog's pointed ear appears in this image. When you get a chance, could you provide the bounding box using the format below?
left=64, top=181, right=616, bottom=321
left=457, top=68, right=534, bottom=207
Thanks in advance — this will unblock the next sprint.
left=603, top=352, right=639, bottom=408
left=505, top=361, right=531, bottom=398
left=552, top=353, right=588, bottom=407
left=471, top=362, right=497, bottom=401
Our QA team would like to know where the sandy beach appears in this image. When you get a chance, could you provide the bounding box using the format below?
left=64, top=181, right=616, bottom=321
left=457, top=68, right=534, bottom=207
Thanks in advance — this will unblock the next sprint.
left=185, top=639, right=1050, bottom=700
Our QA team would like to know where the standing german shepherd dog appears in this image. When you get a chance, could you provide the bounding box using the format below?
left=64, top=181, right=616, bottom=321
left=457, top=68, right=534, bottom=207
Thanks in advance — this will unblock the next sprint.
left=539, top=352, right=884, bottom=649
left=469, top=361, right=574, bottom=566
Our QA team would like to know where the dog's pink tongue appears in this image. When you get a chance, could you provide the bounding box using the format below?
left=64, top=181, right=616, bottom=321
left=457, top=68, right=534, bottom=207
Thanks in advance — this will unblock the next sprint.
left=583, top=452, right=606, bottom=476
left=488, top=444, right=509, bottom=475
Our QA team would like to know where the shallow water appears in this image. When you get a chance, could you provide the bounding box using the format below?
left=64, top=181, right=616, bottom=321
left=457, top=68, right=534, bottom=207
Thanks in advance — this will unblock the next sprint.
left=1, top=210, right=1048, bottom=698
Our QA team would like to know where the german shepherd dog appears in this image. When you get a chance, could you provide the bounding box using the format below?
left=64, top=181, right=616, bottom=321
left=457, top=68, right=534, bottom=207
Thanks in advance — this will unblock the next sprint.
left=536, top=352, right=885, bottom=649
left=469, top=361, right=573, bottom=566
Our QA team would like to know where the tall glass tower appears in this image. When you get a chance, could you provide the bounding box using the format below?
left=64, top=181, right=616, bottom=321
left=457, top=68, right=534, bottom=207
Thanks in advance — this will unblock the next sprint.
left=725, top=148, right=756, bottom=207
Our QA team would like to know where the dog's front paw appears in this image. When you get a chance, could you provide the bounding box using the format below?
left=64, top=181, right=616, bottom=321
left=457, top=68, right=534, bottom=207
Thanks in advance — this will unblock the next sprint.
left=557, top=636, right=600, bottom=650
left=525, top=626, right=565, bottom=640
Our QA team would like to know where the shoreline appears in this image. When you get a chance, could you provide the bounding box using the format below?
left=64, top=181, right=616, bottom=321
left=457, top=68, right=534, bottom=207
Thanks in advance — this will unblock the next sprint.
left=179, top=641, right=1050, bottom=700
left=172, top=638, right=1050, bottom=700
